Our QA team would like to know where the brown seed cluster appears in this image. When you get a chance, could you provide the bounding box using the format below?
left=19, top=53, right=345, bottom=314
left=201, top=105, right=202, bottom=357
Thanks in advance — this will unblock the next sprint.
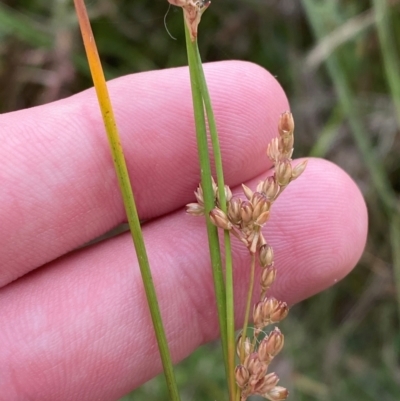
left=235, top=328, right=288, bottom=400
left=187, top=111, right=307, bottom=263
left=187, top=112, right=306, bottom=401
left=234, top=295, right=289, bottom=401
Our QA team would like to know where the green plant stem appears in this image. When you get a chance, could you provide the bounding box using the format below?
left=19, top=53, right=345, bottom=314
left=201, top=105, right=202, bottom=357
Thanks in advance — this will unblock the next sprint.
left=184, top=19, right=234, bottom=400
left=192, top=38, right=237, bottom=401
left=390, top=215, right=400, bottom=323
left=372, top=0, right=400, bottom=323
left=240, top=253, right=256, bottom=362
left=302, top=0, right=397, bottom=215
left=372, top=0, right=400, bottom=128
left=73, top=2, right=180, bottom=400
left=302, top=0, right=400, bottom=328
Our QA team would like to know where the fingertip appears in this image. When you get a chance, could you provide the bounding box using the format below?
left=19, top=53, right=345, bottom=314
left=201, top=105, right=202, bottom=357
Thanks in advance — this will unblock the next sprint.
left=268, top=158, right=368, bottom=303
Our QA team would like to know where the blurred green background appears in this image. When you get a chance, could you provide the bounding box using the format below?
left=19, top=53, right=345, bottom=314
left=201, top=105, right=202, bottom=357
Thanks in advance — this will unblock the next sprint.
left=1, top=0, right=400, bottom=400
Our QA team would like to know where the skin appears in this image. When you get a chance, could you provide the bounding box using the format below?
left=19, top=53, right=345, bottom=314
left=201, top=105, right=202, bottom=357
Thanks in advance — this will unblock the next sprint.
left=0, top=61, right=368, bottom=401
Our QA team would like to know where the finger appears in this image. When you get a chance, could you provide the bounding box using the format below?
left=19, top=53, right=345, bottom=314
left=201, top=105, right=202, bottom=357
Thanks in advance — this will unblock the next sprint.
left=0, top=60, right=288, bottom=287
left=0, top=159, right=367, bottom=401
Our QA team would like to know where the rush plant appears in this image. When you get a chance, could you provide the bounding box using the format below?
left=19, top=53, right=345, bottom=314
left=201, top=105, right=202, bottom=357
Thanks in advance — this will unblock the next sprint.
left=73, top=1, right=306, bottom=400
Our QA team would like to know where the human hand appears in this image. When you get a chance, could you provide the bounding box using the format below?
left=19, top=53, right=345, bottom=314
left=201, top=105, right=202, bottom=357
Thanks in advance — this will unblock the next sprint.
left=0, top=61, right=367, bottom=401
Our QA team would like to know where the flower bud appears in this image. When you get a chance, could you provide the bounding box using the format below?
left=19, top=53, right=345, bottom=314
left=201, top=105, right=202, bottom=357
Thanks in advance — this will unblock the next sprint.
left=244, top=353, right=267, bottom=383
left=267, top=138, right=280, bottom=163
left=278, top=135, right=294, bottom=158
left=251, top=192, right=270, bottom=219
left=260, top=176, right=280, bottom=201
left=278, top=111, right=294, bottom=136
left=275, top=160, right=292, bottom=187
left=253, top=301, right=265, bottom=329
left=224, top=185, right=233, bottom=202
left=259, top=245, right=274, bottom=268
left=291, top=159, right=308, bottom=180
left=242, top=183, right=253, bottom=200
left=186, top=202, right=205, bottom=216
left=255, top=211, right=270, bottom=226
left=255, top=297, right=289, bottom=327
left=228, top=197, right=242, bottom=225
left=265, top=386, right=289, bottom=401
left=254, top=372, right=279, bottom=394
left=258, top=328, right=284, bottom=360
left=211, top=176, right=218, bottom=197
left=236, top=334, right=253, bottom=358
left=269, top=300, right=289, bottom=324
left=260, top=265, right=277, bottom=290
left=235, top=365, right=250, bottom=388
left=240, top=201, right=253, bottom=224
left=194, top=185, right=204, bottom=205
left=209, top=208, right=232, bottom=230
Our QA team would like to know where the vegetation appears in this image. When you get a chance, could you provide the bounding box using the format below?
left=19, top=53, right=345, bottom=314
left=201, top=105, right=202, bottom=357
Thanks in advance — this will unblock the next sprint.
left=1, top=1, right=399, bottom=400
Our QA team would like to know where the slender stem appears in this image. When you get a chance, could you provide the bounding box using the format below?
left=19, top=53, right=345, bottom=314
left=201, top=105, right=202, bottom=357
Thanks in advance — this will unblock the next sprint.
left=183, top=17, right=230, bottom=385
left=372, top=0, right=400, bottom=322
left=73, top=2, right=180, bottom=400
left=240, top=253, right=256, bottom=362
left=193, top=39, right=237, bottom=401
left=372, top=0, right=400, bottom=128
left=223, top=230, right=237, bottom=400
left=390, top=216, right=400, bottom=324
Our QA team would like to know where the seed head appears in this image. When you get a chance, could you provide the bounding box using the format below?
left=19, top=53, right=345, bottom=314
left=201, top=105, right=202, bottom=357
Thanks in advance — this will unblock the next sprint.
left=254, top=297, right=289, bottom=329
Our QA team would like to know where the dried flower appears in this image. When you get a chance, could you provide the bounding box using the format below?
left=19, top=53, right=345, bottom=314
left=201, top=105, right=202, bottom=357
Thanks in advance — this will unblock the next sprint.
left=275, top=160, right=293, bottom=187
left=244, top=353, right=268, bottom=385
left=209, top=208, right=232, bottom=230
left=254, top=372, right=280, bottom=394
left=167, top=0, right=210, bottom=41
left=260, top=265, right=277, bottom=290
left=259, top=244, right=274, bottom=268
left=258, top=328, right=284, bottom=360
left=278, top=111, right=294, bottom=136
left=228, top=197, right=242, bottom=224
left=186, top=202, right=204, bottom=216
left=264, top=386, right=289, bottom=401
left=242, top=183, right=254, bottom=200
left=236, top=335, right=253, bottom=359
left=254, top=297, right=289, bottom=331
left=257, top=176, right=280, bottom=201
left=292, top=159, right=308, bottom=180
left=235, top=365, right=250, bottom=388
